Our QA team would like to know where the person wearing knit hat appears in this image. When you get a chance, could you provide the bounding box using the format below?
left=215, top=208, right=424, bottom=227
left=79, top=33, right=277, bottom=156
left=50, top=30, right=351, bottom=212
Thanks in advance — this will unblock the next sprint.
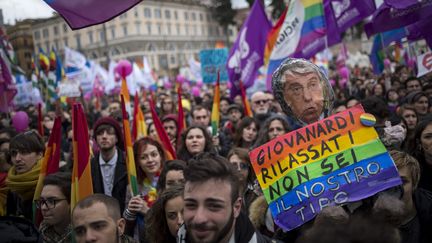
left=90, top=116, right=128, bottom=213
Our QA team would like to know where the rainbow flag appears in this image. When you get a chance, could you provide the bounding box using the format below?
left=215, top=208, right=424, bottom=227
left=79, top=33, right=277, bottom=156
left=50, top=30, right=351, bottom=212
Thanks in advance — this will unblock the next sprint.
left=132, top=91, right=147, bottom=142
left=121, top=95, right=139, bottom=196
left=177, top=85, right=187, bottom=141
left=33, top=116, right=62, bottom=225
left=264, top=7, right=288, bottom=65
left=239, top=80, right=252, bottom=117
left=211, top=72, right=220, bottom=136
left=149, top=98, right=176, bottom=160
left=120, top=78, right=131, bottom=116
left=71, top=103, right=93, bottom=211
left=266, top=0, right=326, bottom=84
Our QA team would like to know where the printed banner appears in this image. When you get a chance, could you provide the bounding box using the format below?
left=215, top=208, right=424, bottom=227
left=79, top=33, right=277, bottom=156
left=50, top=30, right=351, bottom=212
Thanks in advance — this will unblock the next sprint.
left=58, top=81, right=81, bottom=97
left=417, top=51, right=432, bottom=77
left=199, top=48, right=228, bottom=83
left=249, top=105, right=401, bottom=231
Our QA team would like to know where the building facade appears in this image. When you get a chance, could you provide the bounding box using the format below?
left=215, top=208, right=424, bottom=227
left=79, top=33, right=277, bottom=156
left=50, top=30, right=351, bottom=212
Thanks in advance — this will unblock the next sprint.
left=31, top=0, right=237, bottom=75
left=7, top=19, right=36, bottom=75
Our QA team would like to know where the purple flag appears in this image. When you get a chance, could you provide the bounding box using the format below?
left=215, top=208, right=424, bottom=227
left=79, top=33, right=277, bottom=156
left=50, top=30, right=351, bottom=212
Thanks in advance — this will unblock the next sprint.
left=324, top=0, right=376, bottom=46
left=407, top=19, right=432, bottom=49
left=364, top=0, right=432, bottom=37
left=227, top=0, right=271, bottom=97
left=44, top=0, right=141, bottom=29
left=0, top=54, right=17, bottom=112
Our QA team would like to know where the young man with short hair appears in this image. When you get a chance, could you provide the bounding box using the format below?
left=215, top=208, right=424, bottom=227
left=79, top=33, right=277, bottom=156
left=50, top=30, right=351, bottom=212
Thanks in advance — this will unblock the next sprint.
left=72, top=194, right=137, bottom=243
left=178, top=153, right=277, bottom=243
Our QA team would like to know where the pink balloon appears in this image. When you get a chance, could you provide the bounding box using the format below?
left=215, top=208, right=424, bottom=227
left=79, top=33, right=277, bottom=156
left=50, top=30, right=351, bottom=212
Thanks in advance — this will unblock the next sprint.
left=338, top=67, right=350, bottom=79
left=329, top=79, right=336, bottom=86
left=227, top=81, right=232, bottom=89
left=164, top=82, right=173, bottom=90
left=191, top=87, right=200, bottom=97
left=115, top=60, right=133, bottom=79
left=12, top=111, right=29, bottom=132
left=177, top=75, right=186, bottom=84
left=84, top=92, right=92, bottom=101
left=384, top=58, right=391, bottom=68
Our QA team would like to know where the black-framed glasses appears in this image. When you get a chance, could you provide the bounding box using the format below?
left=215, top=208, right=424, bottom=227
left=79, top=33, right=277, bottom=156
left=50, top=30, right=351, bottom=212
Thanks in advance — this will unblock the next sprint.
left=35, top=198, right=67, bottom=209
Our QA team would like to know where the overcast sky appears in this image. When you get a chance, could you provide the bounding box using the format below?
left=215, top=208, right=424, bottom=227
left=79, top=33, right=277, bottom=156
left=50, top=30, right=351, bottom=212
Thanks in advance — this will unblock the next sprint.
left=0, top=0, right=249, bottom=25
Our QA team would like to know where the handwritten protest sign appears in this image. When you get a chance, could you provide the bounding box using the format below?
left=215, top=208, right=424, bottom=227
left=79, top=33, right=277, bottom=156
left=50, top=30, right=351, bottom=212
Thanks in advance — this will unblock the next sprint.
left=249, top=105, right=402, bottom=231
left=199, top=48, right=228, bottom=83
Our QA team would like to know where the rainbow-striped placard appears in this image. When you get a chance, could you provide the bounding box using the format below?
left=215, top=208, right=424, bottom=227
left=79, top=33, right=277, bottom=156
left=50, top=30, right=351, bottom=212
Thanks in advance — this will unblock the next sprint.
left=249, top=105, right=402, bottom=231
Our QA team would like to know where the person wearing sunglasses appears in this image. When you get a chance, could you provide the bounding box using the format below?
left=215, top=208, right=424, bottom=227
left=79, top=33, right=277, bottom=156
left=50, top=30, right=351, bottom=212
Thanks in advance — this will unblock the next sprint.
left=37, top=172, right=72, bottom=243
left=5, top=130, right=44, bottom=219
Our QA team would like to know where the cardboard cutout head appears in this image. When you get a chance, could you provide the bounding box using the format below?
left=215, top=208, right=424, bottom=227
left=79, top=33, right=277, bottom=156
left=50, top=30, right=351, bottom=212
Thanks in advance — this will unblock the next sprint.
left=272, top=58, right=335, bottom=125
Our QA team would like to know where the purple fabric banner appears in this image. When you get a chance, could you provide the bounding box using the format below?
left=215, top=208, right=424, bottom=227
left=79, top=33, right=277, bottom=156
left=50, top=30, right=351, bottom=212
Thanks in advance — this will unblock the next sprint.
left=44, top=0, right=141, bottom=29
left=269, top=153, right=401, bottom=231
left=227, top=0, right=271, bottom=96
left=324, top=0, right=376, bottom=46
left=406, top=19, right=432, bottom=49
left=0, top=54, right=17, bottom=112
left=364, top=0, right=432, bottom=37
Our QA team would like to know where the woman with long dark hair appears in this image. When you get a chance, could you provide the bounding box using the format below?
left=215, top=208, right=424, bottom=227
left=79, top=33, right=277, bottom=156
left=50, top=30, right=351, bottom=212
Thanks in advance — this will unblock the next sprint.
left=145, top=185, right=184, bottom=243
left=234, top=117, right=259, bottom=149
left=177, top=125, right=213, bottom=162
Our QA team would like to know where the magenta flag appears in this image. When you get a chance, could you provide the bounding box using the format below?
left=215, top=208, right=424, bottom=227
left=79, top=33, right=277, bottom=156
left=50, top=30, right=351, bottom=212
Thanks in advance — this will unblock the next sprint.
left=0, top=54, right=17, bottom=112
left=44, top=0, right=141, bottom=29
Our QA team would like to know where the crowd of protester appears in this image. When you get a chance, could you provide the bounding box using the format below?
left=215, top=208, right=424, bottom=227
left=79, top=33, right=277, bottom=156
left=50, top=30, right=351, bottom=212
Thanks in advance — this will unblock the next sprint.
left=0, top=57, right=431, bottom=243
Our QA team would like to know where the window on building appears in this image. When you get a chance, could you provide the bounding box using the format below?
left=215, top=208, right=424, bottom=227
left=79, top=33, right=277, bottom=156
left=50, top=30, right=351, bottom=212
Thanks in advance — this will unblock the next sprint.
left=88, top=31, right=94, bottom=43
left=215, top=27, right=220, bottom=36
left=110, top=28, right=115, bottom=39
left=199, top=13, right=203, bottom=21
left=192, top=12, right=196, bottom=21
left=170, top=55, right=176, bottom=64
left=144, top=8, right=152, bottom=18
left=184, top=12, right=188, bottom=20
left=208, top=26, right=213, bottom=36
left=136, top=22, right=141, bottom=34
left=174, top=11, right=178, bottom=20
left=42, top=28, right=49, bottom=38
left=63, top=24, right=68, bottom=33
left=157, top=24, right=162, bottom=35
left=176, top=24, right=180, bottom=35
left=63, top=38, right=68, bottom=47
left=134, top=8, right=139, bottom=17
left=165, top=10, right=171, bottom=19
left=201, top=26, right=206, bottom=36
left=185, top=25, right=189, bottom=35
left=167, top=24, right=171, bottom=35
left=146, top=22, right=152, bottom=34
left=53, top=26, right=58, bottom=35
left=155, top=9, right=161, bottom=18
left=75, top=34, right=81, bottom=49
left=123, top=26, right=128, bottom=36
left=228, top=28, right=233, bottom=36
left=193, top=25, right=197, bottom=35
left=147, top=43, right=156, bottom=52
left=34, top=31, right=40, bottom=40
left=119, top=13, right=127, bottom=19
left=54, top=40, right=59, bottom=50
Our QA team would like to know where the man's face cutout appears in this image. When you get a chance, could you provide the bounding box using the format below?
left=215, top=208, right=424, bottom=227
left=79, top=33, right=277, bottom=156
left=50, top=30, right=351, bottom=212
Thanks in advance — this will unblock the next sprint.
left=283, top=71, right=325, bottom=124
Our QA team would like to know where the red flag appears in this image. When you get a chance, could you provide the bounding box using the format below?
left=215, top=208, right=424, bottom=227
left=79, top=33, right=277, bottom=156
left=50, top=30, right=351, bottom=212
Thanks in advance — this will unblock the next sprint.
left=33, top=116, right=62, bottom=225
left=71, top=103, right=93, bottom=211
left=149, top=98, right=176, bottom=160
left=239, top=80, right=252, bottom=117
left=132, top=91, right=147, bottom=142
